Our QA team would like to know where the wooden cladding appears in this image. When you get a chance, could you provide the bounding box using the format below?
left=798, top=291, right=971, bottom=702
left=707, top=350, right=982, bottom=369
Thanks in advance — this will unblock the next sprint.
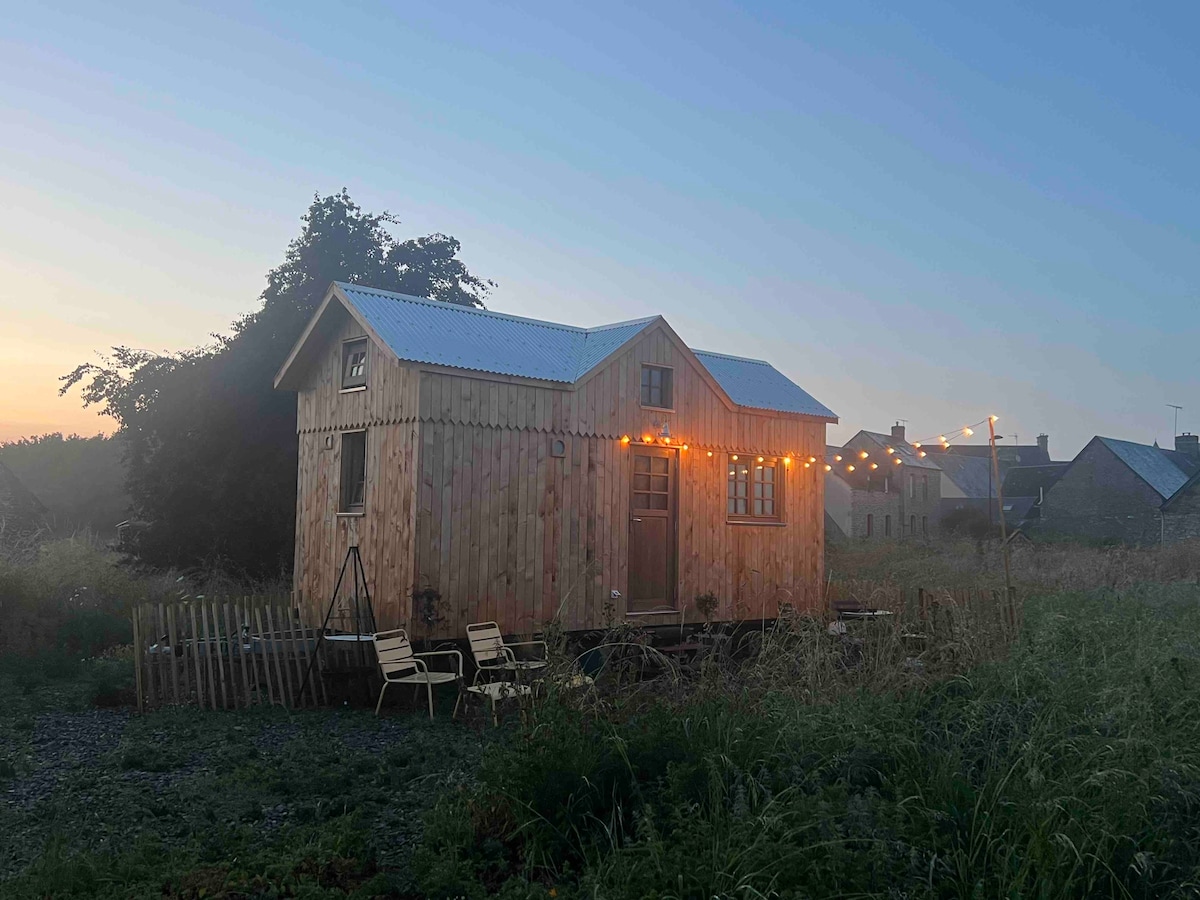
left=291, top=317, right=828, bottom=640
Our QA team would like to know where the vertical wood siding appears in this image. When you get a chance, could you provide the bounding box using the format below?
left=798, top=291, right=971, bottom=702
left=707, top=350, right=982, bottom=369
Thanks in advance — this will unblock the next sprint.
left=293, top=318, right=828, bottom=639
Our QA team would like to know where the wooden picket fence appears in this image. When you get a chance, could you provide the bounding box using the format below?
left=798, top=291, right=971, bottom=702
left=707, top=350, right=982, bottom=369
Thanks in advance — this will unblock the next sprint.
left=131, top=595, right=328, bottom=711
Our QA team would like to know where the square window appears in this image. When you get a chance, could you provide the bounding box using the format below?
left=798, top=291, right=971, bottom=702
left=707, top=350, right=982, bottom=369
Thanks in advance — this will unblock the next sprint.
left=640, top=365, right=673, bottom=409
left=727, top=456, right=782, bottom=522
left=341, top=339, right=368, bottom=390
left=340, top=431, right=367, bottom=513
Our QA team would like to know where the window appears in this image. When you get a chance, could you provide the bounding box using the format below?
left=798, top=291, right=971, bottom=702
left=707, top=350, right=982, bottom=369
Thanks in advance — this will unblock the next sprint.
left=640, top=365, right=673, bottom=409
left=922, top=515, right=928, bottom=537
left=885, top=515, right=891, bottom=537
left=727, top=456, right=781, bottom=521
left=866, top=514, right=873, bottom=537
left=922, top=475, right=929, bottom=501
left=340, top=431, right=367, bottom=514
left=909, top=475, right=916, bottom=498
left=910, top=514, right=916, bottom=535
left=341, top=339, right=368, bottom=390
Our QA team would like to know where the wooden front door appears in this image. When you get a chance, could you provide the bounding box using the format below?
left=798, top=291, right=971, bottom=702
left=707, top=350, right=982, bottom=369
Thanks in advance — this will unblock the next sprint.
left=628, top=446, right=676, bottom=612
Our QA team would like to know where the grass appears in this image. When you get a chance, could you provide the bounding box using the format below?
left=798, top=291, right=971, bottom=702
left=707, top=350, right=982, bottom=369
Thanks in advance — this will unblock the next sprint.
left=0, top=656, right=487, bottom=898
left=417, top=582, right=1200, bottom=898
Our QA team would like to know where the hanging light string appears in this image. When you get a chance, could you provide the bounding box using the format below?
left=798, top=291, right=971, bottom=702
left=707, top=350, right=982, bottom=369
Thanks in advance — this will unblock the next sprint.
left=906, top=415, right=998, bottom=451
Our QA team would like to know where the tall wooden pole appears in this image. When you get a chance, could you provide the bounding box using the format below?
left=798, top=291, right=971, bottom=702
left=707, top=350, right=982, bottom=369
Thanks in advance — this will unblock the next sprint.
left=989, top=417, right=1015, bottom=627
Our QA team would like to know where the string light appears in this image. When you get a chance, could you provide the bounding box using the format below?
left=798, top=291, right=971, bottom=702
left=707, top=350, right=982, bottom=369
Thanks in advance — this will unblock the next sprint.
left=757, top=456, right=765, bottom=463
left=804, top=462, right=811, bottom=468
left=621, top=435, right=631, bottom=444
left=808, top=456, right=817, bottom=463
left=918, top=450, right=927, bottom=457
left=824, top=464, right=832, bottom=471
left=681, top=444, right=689, bottom=450
left=894, top=457, right=902, bottom=465
left=869, top=462, right=878, bottom=470
left=963, top=427, right=974, bottom=437
left=706, top=450, right=713, bottom=457
left=886, top=447, right=895, bottom=454
left=731, top=454, right=739, bottom=461
left=847, top=464, right=855, bottom=472
left=642, top=435, right=653, bottom=444
left=834, top=455, right=842, bottom=462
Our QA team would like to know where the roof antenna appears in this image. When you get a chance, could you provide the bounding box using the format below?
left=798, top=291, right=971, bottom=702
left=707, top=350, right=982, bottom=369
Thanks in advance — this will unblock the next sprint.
left=1168, top=404, right=1183, bottom=437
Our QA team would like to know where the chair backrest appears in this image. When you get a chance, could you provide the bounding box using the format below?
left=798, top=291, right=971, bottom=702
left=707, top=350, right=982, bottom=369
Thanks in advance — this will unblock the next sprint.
left=466, top=621, right=506, bottom=664
left=374, top=630, right=418, bottom=677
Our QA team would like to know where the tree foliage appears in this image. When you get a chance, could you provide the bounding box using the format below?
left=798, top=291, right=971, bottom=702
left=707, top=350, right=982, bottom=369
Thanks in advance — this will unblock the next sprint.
left=61, top=190, right=492, bottom=578
left=0, top=433, right=130, bottom=537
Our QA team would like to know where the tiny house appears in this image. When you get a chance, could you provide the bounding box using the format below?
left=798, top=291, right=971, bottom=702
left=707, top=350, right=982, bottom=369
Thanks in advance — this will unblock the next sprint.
left=275, top=283, right=837, bottom=640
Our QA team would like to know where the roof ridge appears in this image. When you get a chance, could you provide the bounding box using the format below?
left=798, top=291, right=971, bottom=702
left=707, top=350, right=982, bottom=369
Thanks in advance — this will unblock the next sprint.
left=337, top=282, right=589, bottom=333
left=690, top=348, right=771, bottom=365
left=583, top=316, right=661, bottom=333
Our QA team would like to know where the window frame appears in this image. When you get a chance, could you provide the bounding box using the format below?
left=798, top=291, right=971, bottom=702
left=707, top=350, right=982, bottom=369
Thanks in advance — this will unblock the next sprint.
left=885, top=514, right=891, bottom=537
left=866, top=513, right=873, bottom=537
left=726, top=454, right=784, bottom=524
left=340, top=338, right=369, bottom=392
left=639, top=364, right=674, bottom=411
left=338, top=429, right=368, bottom=516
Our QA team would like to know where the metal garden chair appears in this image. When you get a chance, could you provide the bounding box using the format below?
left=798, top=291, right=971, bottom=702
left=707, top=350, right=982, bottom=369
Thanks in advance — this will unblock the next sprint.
left=372, top=628, right=463, bottom=718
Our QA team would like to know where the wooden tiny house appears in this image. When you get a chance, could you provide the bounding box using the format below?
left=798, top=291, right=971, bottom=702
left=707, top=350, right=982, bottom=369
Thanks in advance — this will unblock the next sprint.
left=275, top=283, right=837, bottom=640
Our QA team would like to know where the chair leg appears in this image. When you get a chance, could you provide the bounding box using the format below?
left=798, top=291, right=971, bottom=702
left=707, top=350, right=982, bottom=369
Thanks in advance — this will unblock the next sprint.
left=452, top=689, right=462, bottom=720
left=426, top=681, right=435, bottom=719
left=490, top=692, right=498, bottom=727
left=375, top=682, right=389, bottom=716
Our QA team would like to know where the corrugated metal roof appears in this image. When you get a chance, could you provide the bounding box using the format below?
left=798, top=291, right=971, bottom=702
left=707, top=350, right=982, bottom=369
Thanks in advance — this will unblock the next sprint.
left=1098, top=437, right=1192, bottom=499
left=690, top=350, right=837, bottom=419
left=341, top=283, right=658, bottom=383
left=338, top=283, right=836, bottom=418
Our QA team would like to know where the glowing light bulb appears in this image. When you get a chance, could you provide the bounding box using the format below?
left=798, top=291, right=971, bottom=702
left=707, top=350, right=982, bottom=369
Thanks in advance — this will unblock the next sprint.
left=804, top=462, right=811, bottom=468
left=642, top=435, right=653, bottom=444
left=808, top=456, right=816, bottom=463
left=989, top=415, right=999, bottom=423
left=620, top=435, right=631, bottom=445
left=918, top=450, right=927, bottom=458
left=706, top=451, right=713, bottom=457
left=938, top=435, right=946, bottom=444
left=824, top=464, right=832, bottom=472
left=847, top=465, right=855, bottom=472
left=757, top=456, right=765, bottom=463
left=894, top=457, right=902, bottom=465
left=834, top=455, right=842, bottom=462
left=731, top=454, right=739, bottom=461
left=913, top=442, right=922, bottom=449
left=681, top=444, right=689, bottom=450
left=870, top=462, right=878, bottom=470
left=859, top=451, right=869, bottom=459
left=963, top=427, right=974, bottom=437
left=886, top=447, right=895, bottom=454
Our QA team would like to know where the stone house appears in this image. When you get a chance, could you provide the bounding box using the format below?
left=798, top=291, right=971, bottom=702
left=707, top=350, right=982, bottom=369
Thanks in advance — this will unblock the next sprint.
left=825, top=424, right=941, bottom=540
left=1039, top=434, right=1200, bottom=544
left=1000, top=463, right=1068, bottom=527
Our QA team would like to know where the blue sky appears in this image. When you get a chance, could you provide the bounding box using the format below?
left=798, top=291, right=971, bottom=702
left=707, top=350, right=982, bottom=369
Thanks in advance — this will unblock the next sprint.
left=1, top=1, right=1197, bottom=455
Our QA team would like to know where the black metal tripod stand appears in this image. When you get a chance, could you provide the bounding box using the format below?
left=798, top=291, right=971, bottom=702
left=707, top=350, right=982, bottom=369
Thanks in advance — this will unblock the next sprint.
left=297, top=544, right=377, bottom=705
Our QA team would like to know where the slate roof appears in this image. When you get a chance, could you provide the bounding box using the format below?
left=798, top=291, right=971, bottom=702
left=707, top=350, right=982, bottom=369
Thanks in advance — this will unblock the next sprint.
left=929, top=444, right=1053, bottom=466
left=935, top=453, right=997, bottom=499
left=855, top=430, right=941, bottom=470
left=1001, top=464, right=1068, bottom=498
left=1097, top=437, right=1198, bottom=500
left=335, top=283, right=836, bottom=419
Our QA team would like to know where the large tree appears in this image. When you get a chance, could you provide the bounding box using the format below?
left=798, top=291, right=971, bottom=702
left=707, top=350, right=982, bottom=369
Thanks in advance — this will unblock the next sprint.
left=63, top=190, right=492, bottom=578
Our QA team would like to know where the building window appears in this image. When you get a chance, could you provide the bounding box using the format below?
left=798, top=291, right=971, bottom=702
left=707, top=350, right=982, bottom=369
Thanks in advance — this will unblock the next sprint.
left=866, top=514, right=873, bottom=537
left=885, top=515, right=891, bottom=537
left=922, top=515, right=928, bottom=537
left=341, top=339, right=368, bottom=390
left=640, top=365, right=673, bottom=409
left=727, top=456, right=780, bottom=521
left=922, top=475, right=929, bottom=501
left=909, top=475, right=916, bottom=498
left=910, top=514, right=916, bottom=535
left=340, top=431, right=367, bottom=514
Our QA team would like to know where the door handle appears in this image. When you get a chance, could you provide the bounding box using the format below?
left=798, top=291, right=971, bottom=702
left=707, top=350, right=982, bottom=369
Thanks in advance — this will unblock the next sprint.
left=632, top=517, right=643, bottom=522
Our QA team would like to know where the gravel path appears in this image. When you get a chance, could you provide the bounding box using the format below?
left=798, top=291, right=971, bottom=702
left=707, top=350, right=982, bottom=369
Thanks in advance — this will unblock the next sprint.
left=3, top=709, right=130, bottom=810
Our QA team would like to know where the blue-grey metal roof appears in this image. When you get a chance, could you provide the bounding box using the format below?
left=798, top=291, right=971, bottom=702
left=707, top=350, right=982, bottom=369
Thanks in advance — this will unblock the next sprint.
left=1098, top=437, right=1192, bottom=499
left=340, top=283, right=658, bottom=383
left=690, top=350, right=837, bottom=419
left=338, top=283, right=836, bottom=418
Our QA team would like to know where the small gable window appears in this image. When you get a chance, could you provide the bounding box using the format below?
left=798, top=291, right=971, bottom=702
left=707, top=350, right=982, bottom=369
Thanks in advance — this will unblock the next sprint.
left=340, top=430, right=367, bottom=514
left=640, top=365, right=673, bottom=410
left=341, top=339, right=369, bottom=391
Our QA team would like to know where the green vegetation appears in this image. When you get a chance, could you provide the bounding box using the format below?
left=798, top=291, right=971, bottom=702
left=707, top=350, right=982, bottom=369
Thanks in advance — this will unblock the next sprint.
left=419, top=584, right=1200, bottom=898
left=0, top=654, right=485, bottom=899
left=0, top=433, right=129, bottom=537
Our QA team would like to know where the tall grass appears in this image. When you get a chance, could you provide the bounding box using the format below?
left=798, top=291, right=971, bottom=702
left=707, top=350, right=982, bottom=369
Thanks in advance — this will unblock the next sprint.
left=417, top=583, right=1200, bottom=898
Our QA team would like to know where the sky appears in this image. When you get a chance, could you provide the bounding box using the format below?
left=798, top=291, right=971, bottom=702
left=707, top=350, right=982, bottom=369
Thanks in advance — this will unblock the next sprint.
left=1, top=1, right=1197, bottom=458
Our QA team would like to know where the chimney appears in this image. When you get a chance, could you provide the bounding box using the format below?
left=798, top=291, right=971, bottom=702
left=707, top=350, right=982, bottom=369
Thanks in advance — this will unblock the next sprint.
left=1176, top=432, right=1200, bottom=461
left=891, top=422, right=906, bottom=443
left=1037, top=433, right=1049, bottom=459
